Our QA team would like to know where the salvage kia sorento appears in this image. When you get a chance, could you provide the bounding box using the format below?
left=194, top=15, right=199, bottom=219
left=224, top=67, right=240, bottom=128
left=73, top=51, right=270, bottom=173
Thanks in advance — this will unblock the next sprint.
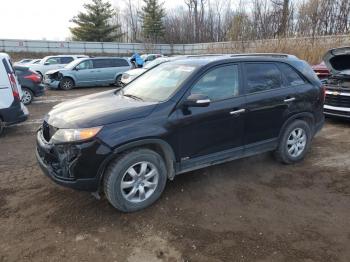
left=36, top=54, right=325, bottom=212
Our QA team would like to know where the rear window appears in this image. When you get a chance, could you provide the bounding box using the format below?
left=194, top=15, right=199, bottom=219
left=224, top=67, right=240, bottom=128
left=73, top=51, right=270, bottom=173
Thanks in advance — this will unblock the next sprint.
left=60, top=57, right=74, bottom=64
left=278, top=63, right=305, bottom=86
left=244, top=63, right=283, bottom=94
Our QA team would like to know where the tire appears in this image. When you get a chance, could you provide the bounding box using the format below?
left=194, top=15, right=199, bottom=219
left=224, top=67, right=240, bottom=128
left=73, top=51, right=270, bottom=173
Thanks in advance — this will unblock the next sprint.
left=275, top=120, right=312, bottom=164
left=103, top=149, right=167, bottom=212
left=21, top=87, right=33, bottom=105
left=60, top=77, right=74, bottom=90
left=115, top=75, right=123, bottom=87
left=0, top=117, right=4, bottom=136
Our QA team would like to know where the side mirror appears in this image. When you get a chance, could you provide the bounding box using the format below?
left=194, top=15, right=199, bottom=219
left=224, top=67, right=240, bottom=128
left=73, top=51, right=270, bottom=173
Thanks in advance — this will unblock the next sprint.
left=183, top=93, right=211, bottom=107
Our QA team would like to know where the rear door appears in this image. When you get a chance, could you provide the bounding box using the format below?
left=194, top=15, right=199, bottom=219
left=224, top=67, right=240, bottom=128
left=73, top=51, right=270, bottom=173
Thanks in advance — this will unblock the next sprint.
left=110, top=59, right=131, bottom=83
left=243, top=62, right=299, bottom=149
left=92, top=59, right=110, bottom=85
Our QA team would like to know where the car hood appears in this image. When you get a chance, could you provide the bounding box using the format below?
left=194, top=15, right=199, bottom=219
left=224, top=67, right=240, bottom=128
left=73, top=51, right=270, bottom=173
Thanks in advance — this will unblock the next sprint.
left=323, top=47, right=350, bottom=75
left=46, top=68, right=69, bottom=75
left=45, top=90, right=158, bottom=129
left=124, top=68, right=147, bottom=76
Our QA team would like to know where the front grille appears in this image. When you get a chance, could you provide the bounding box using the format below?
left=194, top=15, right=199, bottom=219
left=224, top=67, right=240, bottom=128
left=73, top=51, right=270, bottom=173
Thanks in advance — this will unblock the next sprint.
left=324, top=108, right=350, bottom=117
left=42, top=121, right=58, bottom=142
left=325, top=93, right=350, bottom=108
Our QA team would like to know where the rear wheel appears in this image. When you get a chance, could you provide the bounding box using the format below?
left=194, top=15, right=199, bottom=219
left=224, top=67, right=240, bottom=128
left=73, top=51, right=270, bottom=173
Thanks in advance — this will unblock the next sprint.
left=21, top=87, right=33, bottom=105
left=275, top=120, right=312, bottom=164
left=0, top=118, right=4, bottom=136
left=103, top=149, right=167, bottom=212
left=60, top=77, right=74, bottom=90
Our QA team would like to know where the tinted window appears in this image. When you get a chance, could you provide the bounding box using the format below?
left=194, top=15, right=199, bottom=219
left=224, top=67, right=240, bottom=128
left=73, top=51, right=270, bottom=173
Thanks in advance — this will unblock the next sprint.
left=76, top=60, right=93, bottom=70
left=93, top=59, right=110, bottom=69
left=46, top=57, right=60, bottom=65
left=191, top=64, right=239, bottom=101
left=2, top=58, right=12, bottom=74
left=278, top=63, right=305, bottom=86
left=110, top=59, right=129, bottom=67
left=60, top=57, right=74, bottom=64
left=245, top=63, right=283, bottom=93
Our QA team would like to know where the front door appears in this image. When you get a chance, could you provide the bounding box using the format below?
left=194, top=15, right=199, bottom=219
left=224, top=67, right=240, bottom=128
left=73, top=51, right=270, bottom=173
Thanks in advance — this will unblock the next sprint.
left=74, top=60, right=95, bottom=86
left=176, top=64, right=245, bottom=166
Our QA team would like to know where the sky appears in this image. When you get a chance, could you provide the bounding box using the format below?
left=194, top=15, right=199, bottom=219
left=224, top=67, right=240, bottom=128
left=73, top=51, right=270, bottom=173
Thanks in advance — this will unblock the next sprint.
left=0, top=0, right=182, bottom=41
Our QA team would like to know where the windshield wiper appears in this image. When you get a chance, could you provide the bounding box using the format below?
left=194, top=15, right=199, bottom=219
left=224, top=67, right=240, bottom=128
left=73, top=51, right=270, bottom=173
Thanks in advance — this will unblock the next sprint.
left=123, top=93, right=144, bottom=101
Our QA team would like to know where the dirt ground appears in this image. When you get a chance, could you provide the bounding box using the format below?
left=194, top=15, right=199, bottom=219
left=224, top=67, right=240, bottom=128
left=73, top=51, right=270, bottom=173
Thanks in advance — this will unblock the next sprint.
left=0, top=87, right=349, bottom=262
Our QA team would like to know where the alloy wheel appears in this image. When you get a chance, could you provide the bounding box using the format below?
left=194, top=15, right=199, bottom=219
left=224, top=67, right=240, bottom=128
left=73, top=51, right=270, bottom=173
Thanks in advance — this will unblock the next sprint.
left=287, top=128, right=307, bottom=158
left=120, top=161, right=159, bottom=203
left=21, top=89, right=32, bottom=105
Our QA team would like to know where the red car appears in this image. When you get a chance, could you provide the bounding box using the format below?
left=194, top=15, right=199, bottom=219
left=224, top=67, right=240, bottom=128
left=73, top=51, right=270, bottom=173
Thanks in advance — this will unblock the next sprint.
left=312, top=61, right=330, bottom=80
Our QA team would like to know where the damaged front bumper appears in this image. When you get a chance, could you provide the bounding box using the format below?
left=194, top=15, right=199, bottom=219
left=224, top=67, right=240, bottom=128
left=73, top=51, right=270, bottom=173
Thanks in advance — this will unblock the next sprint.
left=36, top=129, right=112, bottom=191
left=43, top=77, right=60, bottom=89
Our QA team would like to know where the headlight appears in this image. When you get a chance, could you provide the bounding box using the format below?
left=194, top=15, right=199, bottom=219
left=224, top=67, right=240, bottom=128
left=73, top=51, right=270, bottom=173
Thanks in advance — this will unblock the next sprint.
left=50, top=126, right=102, bottom=144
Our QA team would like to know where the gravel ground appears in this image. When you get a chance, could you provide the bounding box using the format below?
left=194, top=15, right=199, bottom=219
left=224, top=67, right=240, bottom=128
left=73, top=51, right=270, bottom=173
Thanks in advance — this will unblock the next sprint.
left=0, top=87, right=349, bottom=262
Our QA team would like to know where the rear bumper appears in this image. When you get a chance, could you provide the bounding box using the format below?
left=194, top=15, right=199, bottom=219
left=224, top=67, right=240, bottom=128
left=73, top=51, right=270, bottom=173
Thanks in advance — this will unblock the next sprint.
left=0, top=102, right=28, bottom=126
left=33, top=84, right=46, bottom=97
left=35, top=129, right=111, bottom=192
left=324, top=105, right=350, bottom=118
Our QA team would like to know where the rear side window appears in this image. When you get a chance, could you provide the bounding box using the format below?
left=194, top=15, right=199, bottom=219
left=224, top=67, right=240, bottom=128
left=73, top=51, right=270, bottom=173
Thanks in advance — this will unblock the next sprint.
left=245, top=63, right=283, bottom=94
left=191, top=64, right=240, bottom=101
left=2, top=58, right=12, bottom=74
left=278, top=63, right=305, bottom=86
left=60, top=57, right=74, bottom=64
left=46, top=57, right=60, bottom=65
left=110, top=59, right=129, bottom=67
left=93, top=59, right=109, bottom=69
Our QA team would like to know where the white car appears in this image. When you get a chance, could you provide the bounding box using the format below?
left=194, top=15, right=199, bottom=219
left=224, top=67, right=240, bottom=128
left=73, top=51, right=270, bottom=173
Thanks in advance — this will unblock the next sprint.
left=0, top=53, right=28, bottom=135
left=29, top=55, right=88, bottom=78
left=121, top=57, right=171, bottom=85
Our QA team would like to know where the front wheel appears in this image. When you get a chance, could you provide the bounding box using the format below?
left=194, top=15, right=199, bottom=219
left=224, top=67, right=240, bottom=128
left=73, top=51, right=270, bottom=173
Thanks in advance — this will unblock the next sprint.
left=21, top=87, right=33, bottom=105
left=275, top=120, right=312, bottom=164
left=103, top=149, right=167, bottom=212
left=60, top=77, right=74, bottom=90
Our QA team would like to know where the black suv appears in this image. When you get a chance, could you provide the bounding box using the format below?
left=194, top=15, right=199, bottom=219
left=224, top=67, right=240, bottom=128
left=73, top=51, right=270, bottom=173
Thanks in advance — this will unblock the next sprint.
left=36, top=54, right=325, bottom=212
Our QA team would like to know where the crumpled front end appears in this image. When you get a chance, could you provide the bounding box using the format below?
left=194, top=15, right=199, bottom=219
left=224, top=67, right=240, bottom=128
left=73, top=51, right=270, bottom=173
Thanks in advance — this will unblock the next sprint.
left=43, top=70, right=62, bottom=89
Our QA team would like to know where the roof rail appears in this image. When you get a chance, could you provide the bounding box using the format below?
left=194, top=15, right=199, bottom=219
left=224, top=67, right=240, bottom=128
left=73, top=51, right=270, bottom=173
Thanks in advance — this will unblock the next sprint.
left=230, top=53, right=294, bottom=58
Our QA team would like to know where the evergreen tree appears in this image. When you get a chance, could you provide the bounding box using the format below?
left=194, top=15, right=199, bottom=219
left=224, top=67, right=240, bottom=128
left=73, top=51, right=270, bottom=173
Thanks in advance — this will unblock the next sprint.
left=141, top=0, right=165, bottom=42
left=70, top=0, right=122, bottom=42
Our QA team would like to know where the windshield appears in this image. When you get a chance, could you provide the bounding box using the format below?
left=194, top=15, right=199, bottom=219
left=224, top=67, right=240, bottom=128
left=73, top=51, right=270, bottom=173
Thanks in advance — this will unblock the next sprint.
left=144, top=58, right=169, bottom=70
left=122, top=63, right=197, bottom=102
left=65, top=59, right=84, bottom=69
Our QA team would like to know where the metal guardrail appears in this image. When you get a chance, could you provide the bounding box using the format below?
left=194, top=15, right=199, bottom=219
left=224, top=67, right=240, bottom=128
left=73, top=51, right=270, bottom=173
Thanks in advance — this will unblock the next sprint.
left=1, top=35, right=350, bottom=55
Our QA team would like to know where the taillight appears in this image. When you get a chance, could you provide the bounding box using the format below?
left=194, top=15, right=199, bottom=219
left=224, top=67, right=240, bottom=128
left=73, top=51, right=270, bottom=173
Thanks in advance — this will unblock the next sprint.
left=24, top=72, right=42, bottom=83
left=7, top=73, right=20, bottom=101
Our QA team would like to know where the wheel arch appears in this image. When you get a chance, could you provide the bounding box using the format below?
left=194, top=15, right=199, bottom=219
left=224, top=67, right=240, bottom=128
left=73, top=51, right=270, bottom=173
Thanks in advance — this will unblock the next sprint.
left=279, top=112, right=315, bottom=141
left=97, top=138, right=177, bottom=190
left=59, top=76, right=76, bottom=88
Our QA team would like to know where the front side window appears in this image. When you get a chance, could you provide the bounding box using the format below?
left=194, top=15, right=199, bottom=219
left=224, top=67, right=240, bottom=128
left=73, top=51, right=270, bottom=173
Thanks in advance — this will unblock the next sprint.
left=122, top=63, right=197, bottom=102
left=191, top=64, right=240, bottom=101
left=76, top=60, right=93, bottom=70
left=245, top=63, right=283, bottom=94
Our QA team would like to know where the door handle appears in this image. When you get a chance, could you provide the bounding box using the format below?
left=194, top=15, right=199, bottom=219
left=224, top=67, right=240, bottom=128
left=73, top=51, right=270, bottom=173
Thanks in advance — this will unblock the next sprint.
left=230, top=109, right=246, bottom=115
left=284, top=97, right=296, bottom=103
